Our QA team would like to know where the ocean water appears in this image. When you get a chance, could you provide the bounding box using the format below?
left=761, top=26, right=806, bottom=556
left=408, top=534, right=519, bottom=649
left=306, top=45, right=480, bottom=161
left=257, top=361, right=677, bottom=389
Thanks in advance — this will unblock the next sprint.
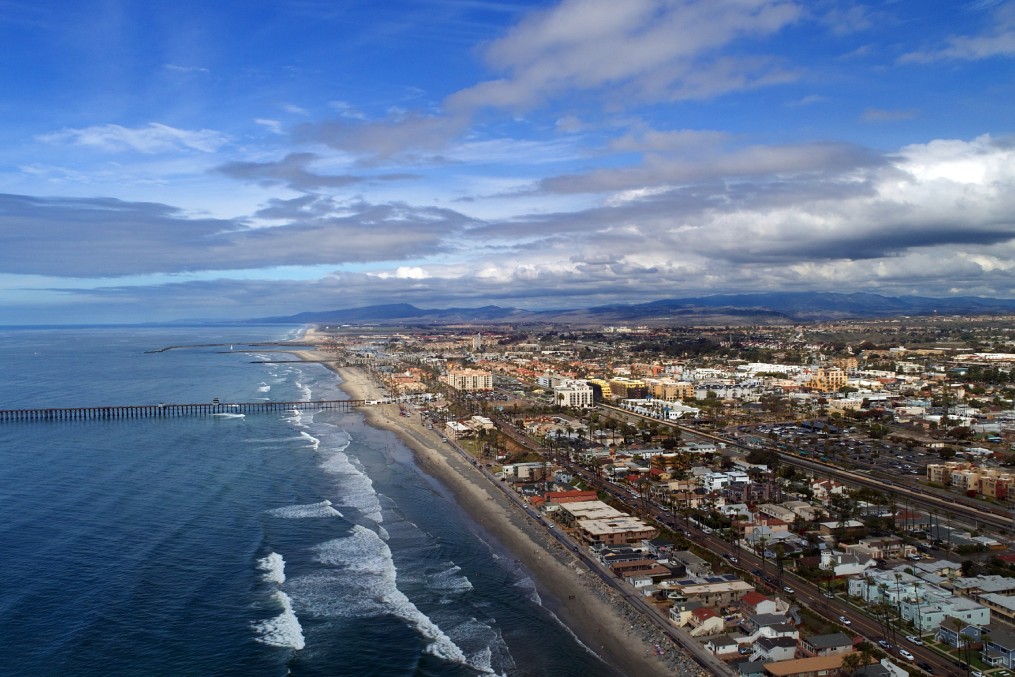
left=0, top=326, right=621, bottom=677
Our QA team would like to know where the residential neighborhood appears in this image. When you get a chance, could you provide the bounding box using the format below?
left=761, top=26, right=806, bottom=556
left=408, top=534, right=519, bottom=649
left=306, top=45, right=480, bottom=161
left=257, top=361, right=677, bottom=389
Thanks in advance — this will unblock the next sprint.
left=315, top=317, right=1015, bottom=676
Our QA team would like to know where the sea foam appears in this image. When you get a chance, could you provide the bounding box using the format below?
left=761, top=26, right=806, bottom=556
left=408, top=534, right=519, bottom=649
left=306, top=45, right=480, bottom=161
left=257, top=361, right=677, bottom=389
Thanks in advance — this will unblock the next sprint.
left=320, top=449, right=383, bottom=523
left=267, top=500, right=344, bottom=519
left=257, top=552, right=287, bottom=585
left=252, top=590, right=305, bottom=650
left=309, top=526, right=489, bottom=671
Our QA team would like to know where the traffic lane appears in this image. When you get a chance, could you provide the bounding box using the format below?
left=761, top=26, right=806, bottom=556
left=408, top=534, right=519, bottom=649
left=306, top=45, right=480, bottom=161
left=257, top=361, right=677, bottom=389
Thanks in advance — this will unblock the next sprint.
left=652, top=520, right=954, bottom=675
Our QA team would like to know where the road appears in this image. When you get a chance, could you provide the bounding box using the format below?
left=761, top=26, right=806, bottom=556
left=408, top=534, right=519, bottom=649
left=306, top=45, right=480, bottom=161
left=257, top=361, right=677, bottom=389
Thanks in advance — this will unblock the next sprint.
left=448, top=420, right=733, bottom=675
left=598, top=404, right=1015, bottom=536
left=492, top=407, right=973, bottom=675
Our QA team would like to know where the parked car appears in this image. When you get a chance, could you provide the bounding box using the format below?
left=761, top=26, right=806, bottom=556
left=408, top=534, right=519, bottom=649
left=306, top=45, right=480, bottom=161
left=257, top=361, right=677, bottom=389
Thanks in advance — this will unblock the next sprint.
left=878, top=639, right=892, bottom=650
left=783, top=586, right=795, bottom=594
left=838, top=616, right=851, bottom=625
left=916, top=661, right=934, bottom=673
left=899, top=649, right=915, bottom=661
left=906, top=635, right=924, bottom=646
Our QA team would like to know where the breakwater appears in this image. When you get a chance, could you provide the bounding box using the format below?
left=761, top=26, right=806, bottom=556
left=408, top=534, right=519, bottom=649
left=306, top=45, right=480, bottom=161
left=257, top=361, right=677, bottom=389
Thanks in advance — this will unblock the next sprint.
left=0, top=399, right=362, bottom=422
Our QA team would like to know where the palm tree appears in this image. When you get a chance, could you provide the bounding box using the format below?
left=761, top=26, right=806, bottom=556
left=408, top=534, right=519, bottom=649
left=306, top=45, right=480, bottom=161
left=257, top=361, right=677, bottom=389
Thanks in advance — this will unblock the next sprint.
left=945, top=615, right=968, bottom=670
left=893, top=572, right=904, bottom=622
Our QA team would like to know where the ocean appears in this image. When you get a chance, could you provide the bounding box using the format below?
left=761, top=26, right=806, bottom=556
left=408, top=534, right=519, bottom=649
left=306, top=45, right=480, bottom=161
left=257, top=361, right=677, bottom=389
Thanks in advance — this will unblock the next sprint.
left=0, top=326, right=622, bottom=677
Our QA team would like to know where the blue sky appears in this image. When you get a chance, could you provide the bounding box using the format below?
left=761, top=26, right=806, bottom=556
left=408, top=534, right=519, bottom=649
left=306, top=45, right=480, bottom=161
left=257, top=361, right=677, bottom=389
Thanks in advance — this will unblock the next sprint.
left=1, top=0, right=1013, bottom=323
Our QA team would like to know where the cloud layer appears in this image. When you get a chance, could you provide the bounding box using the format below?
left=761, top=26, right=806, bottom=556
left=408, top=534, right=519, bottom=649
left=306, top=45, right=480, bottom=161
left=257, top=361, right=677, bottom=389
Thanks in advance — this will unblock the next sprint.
left=1, top=0, right=1014, bottom=323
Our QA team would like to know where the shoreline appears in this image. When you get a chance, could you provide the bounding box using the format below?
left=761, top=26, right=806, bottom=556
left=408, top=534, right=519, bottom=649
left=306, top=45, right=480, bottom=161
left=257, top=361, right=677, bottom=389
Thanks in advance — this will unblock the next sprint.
left=295, top=350, right=705, bottom=677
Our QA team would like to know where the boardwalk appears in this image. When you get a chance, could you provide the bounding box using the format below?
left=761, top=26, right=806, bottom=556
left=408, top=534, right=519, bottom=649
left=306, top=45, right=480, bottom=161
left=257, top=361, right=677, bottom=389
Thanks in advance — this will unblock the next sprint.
left=0, top=399, right=363, bottom=422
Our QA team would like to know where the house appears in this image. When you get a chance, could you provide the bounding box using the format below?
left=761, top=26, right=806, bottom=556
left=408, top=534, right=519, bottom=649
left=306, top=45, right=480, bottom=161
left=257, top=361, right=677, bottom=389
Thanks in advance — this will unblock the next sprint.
left=811, top=479, right=846, bottom=503
left=740, top=612, right=794, bottom=636
left=762, top=654, right=844, bottom=676
left=500, top=462, right=547, bottom=481
left=705, top=634, right=741, bottom=658
left=736, top=660, right=767, bottom=677
left=669, top=599, right=703, bottom=626
left=798, top=632, right=853, bottom=658
left=845, top=536, right=916, bottom=561
left=818, top=520, right=865, bottom=538
left=982, top=624, right=1015, bottom=669
left=757, top=504, right=797, bottom=523
left=610, top=559, right=673, bottom=584
left=644, top=537, right=677, bottom=559
left=669, top=550, right=711, bottom=577
left=740, top=591, right=787, bottom=617
left=678, top=579, right=757, bottom=608
left=737, top=613, right=798, bottom=645
left=688, top=606, right=725, bottom=637
left=752, top=636, right=797, bottom=662
left=819, top=549, right=876, bottom=578
left=782, top=500, right=824, bottom=522
left=742, top=518, right=790, bottom=540
left=936, top=618, right=985, bottom=648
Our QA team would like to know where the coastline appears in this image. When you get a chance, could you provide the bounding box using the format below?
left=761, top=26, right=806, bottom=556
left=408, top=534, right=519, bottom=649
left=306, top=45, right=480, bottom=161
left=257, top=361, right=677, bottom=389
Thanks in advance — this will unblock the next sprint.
left=295, top=350, right=706, bottom=677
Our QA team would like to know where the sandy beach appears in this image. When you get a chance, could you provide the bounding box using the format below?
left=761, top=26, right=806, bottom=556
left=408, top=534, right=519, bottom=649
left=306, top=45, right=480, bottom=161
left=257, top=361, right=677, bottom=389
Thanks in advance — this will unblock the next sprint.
left=294, top=349, right=707, bottom=677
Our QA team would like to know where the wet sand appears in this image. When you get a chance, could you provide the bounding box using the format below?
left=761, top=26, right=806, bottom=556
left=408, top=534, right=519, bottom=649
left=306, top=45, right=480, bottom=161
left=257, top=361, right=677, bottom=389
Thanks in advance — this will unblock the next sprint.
left=295, top=349, right=706, bottom=677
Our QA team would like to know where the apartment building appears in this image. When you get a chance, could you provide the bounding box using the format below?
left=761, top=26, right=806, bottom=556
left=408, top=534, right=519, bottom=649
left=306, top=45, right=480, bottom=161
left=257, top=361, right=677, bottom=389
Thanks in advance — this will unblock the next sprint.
left=444, top=368, right=493, bottom=391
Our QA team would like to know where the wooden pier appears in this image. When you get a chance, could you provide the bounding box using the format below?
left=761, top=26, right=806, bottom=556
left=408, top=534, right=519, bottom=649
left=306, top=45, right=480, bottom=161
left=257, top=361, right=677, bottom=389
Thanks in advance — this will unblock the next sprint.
left=0, top=399, right=363, bottom=423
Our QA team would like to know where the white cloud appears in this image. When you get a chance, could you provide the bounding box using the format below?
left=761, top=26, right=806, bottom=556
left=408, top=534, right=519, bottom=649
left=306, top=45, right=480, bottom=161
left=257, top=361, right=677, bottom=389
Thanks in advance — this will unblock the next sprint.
left=447, top=0, right=802, bottom=112
left=254, top=118, right=284, bottom=134
left=38, top=123, right=229, bottom=154
left=372, top=266, right=431, bottom=279
left=163, top=64, right=210, bottom=74
left=900, top=4, right=1015, bottom=63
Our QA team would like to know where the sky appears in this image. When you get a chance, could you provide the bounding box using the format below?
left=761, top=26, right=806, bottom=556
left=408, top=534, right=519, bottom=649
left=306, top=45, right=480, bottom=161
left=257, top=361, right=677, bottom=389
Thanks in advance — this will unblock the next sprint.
left=1, top=0, right=1014, bottom=324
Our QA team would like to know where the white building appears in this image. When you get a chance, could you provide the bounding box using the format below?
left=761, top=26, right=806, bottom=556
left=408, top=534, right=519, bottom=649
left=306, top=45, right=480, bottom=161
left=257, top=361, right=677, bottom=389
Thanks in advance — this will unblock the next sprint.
left=849, top=568, right=991, bottom=633
left=703, top=471, right=750, bottom=492
left=553, top=380, right=595, bottom=409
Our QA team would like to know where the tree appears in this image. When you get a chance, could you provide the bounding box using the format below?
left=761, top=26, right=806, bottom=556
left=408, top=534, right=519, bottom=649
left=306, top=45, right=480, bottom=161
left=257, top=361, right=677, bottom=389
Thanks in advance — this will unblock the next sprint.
left=838, top=652, right=862, bottom=676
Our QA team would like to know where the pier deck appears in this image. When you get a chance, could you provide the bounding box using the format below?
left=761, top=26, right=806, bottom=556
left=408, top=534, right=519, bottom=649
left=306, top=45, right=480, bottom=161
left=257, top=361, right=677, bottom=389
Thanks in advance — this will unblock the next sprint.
left=0, top=399, right=363, bottom=422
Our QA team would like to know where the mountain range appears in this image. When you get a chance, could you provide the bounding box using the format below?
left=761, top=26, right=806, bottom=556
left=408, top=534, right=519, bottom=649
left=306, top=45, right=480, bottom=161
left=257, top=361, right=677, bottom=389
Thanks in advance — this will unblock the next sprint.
left=253, top=292, right=1015, bottom=326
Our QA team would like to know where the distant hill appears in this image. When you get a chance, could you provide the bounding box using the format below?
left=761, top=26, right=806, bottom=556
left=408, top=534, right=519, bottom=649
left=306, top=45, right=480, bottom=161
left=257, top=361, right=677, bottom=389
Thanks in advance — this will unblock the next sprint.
left=252, top=292, right=1015, bottom=326
left=256, top=303, right=527, bottom=324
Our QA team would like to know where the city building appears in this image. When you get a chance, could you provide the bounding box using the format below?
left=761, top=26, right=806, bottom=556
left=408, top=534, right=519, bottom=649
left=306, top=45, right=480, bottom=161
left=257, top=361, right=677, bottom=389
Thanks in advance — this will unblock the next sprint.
left=444, top=368, right=493, bottom=391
